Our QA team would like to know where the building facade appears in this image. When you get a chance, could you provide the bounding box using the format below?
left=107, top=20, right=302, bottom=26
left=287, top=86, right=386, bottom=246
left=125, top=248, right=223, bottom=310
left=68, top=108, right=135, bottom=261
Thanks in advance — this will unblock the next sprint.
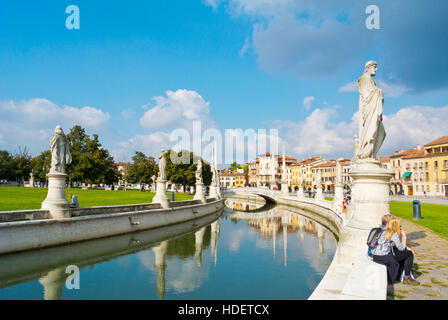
left=423, top=136, right=448, bottom=197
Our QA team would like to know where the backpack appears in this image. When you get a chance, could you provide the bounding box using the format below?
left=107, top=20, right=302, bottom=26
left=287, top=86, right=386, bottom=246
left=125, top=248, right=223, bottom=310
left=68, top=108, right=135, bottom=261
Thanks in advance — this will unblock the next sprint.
left=367, top=227, right=384, bottom=249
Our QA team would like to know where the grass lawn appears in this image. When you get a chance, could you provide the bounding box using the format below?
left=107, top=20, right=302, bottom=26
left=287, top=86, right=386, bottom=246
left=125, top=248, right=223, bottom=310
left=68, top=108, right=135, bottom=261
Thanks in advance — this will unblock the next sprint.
left=0, top=186, right=194, bottom=211
left=390, top=201, right=448, bottom=239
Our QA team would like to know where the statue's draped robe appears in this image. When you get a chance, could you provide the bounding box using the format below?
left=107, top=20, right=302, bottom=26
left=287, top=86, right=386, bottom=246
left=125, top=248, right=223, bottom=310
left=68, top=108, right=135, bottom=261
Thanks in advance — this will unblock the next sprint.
left=50, top=133, right=72, bottom=173
left=196, top=162, right=203, bottom=184
left=158, top=153, right=167, bottom=181
left=357, top=73, right=386, bottom=159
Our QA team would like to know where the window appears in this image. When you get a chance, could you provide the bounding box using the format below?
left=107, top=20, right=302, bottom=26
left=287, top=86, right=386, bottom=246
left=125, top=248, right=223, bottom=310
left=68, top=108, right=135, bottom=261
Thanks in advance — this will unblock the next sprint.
left=435, top=161, right=438, bottom=167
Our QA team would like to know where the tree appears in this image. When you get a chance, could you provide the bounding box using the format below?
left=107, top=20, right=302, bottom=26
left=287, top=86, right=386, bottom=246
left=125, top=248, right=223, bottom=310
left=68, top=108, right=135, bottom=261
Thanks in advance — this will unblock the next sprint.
left=0, top=150, right=14, bottom=181
left=10, top=147, right=32, bottom=184
left=65, top=125, right=119, bottom=185
left=229, top=161, right=242, bottom=171
left=165, top=150, right=212, bottom=190
left=31, top=150, right=51, bottom=183
left=242, top=164, right=249, bottom=172
left=126, top=152, right=158, bottom=184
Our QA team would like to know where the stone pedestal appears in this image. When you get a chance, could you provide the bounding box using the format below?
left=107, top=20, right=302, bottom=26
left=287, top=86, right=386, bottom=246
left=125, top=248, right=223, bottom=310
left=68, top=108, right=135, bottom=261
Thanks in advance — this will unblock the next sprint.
left=41, top=173, right=71, bottom=219
left=281, top=181, right=289, bottom=194
left=152, top=179, right=170, bottom=209
left=297, top=186, right=304, bottom=199
left=335, top=159, right=393, bottom=265
left=333, top=183, right=344, bottom=213
left=209, top=185, right=221, bottom=200
left=194, top=183, right=206, bottom=203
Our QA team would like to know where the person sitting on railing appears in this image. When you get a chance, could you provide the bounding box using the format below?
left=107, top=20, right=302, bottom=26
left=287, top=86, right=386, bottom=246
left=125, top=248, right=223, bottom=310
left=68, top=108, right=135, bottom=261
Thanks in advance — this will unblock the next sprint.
left=372, top=216, right=419, bottom=285
left=68, top=193, right=79, bottom=209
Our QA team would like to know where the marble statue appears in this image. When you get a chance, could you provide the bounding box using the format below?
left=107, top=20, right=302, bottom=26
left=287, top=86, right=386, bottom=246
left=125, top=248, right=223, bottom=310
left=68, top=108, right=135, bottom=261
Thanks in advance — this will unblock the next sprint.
left=336, top=159, right=342, bottom=185
left=355, top=61, right=386, bottom=160
left=211, top=166, right=217, bottom=186
left=49, top=126, right=72, bottom=174
left=316, top=171, right=322, bottom=186
left=195, top=160, right=203, bottom=184
left=158, top=149, right=167, bottom=181
left=299, top=176, right=303, bottom=187
left=152, top=175, right=156, bottom=184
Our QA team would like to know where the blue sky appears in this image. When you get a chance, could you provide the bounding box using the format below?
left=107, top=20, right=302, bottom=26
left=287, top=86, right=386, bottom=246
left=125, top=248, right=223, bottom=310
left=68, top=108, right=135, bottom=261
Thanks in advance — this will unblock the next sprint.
left=0, top=0, right=447, bottom=164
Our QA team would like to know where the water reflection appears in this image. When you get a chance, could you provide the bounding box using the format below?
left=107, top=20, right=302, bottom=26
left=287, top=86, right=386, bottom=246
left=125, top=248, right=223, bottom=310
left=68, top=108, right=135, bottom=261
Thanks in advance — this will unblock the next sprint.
left=0, top=199, right=336, bottom=300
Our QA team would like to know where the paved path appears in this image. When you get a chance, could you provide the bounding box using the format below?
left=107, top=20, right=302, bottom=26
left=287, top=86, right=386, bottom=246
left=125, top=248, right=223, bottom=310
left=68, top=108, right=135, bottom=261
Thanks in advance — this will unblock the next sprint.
left=387, top=218, right=448, bottom=300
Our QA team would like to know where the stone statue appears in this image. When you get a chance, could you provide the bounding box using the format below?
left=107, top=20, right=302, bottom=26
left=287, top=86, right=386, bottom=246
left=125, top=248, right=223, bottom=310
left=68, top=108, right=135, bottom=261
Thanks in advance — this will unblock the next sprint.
left=355, top=61, right=386, bottom=160
left=336, top=159, right=342, bottom=185
left=152, top=175, right=156, bottom=184
left=49, top=126, right=72, bottom=174
left=211, top=166, right=217, bottom=186
left=299, top=175, right=304, bottom=187
left=316, top=171, right=322, bottom=186
left=195, top=160, right=203, bottom=184
left=158, top=149, right=167, bottom=181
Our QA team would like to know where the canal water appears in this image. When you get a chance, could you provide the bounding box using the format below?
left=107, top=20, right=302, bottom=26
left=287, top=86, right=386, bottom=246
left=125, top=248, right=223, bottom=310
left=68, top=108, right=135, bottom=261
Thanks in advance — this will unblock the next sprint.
left=0, top=198, right=337, bottom=300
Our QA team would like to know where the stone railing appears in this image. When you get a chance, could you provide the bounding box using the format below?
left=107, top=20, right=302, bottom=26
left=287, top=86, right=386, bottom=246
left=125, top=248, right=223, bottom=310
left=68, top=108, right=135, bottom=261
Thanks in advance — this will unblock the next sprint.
left=0, top=198, right=225, bottom=255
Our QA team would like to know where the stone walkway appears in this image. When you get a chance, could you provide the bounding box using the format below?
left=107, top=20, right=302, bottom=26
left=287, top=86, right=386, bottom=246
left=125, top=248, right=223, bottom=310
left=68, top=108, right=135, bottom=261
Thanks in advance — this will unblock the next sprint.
left=387, top=218, right=448, bottom=300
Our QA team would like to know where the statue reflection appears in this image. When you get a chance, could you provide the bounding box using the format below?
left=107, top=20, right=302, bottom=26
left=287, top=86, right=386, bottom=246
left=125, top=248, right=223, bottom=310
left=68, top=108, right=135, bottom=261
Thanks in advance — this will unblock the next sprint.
left=195, top=227, right=206, bottom=268
left=210, top=220, right=220, bottom=266
left=39, top=267, right=67, bottom=300
left=152, top=240, right=168, bottom=299
left=316, top=224, right=325, bottom=257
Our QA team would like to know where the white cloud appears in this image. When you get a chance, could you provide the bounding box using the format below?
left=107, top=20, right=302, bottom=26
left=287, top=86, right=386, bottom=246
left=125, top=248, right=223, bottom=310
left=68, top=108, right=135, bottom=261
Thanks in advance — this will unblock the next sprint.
left=139, top=89, right=215, bottom=131
left=112, top=132, right=172, bottom=162
left=376, top=80, right=411, bottom=98
left=338, top=82, right=357, bottom=93
left=302, top=96, right=315, bottom=110
left=382, top=105, right=448, bottom=153
left=274, top=108, right=357, bottom=160
left=0, top=98, right=110, bottom=154
left=274, top=104, right=448, bottom=160
left=114, top=89, right=218, bottom=162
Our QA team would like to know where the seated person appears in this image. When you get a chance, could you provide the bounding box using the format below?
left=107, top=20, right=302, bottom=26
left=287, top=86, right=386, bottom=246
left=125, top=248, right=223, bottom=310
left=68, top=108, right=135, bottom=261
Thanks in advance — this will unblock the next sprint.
left=68, top=193, right=79, bottom=209
left=372, top=216, right=419, bottom=285
left=368, top=214, right=391, bottom=257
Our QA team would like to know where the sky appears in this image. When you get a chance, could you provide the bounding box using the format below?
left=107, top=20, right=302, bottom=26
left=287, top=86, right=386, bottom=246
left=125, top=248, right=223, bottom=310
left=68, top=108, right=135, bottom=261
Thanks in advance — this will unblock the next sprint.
left=0, top=0, right=447, bottom=165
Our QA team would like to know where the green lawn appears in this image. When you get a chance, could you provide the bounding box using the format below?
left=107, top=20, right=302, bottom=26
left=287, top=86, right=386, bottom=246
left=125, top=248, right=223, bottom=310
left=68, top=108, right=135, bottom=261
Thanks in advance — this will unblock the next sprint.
left=390, top=201, right=448, bottom=239
left=0, top=186, right=194, bottom=211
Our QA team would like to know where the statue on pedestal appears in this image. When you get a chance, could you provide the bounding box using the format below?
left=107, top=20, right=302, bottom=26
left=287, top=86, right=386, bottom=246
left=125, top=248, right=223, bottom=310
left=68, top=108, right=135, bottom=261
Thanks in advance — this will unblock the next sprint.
left=49, top=126, right=72, bottom=174
left=195, top=160, right=203, bottom=184
left=158, top=149, right=167, bottom=181
left=316, top=171, right=322, bottom=187
left=354, top=61, right=386, bottom=160
left=336, top=159, right=342, bottom=185
left=42, top=125, right=72, bottom=219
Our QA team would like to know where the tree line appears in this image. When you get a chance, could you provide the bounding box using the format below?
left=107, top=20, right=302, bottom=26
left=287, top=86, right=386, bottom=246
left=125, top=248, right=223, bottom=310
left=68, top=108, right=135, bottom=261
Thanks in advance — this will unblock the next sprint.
left=0, top=125, right=215, bottom=189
